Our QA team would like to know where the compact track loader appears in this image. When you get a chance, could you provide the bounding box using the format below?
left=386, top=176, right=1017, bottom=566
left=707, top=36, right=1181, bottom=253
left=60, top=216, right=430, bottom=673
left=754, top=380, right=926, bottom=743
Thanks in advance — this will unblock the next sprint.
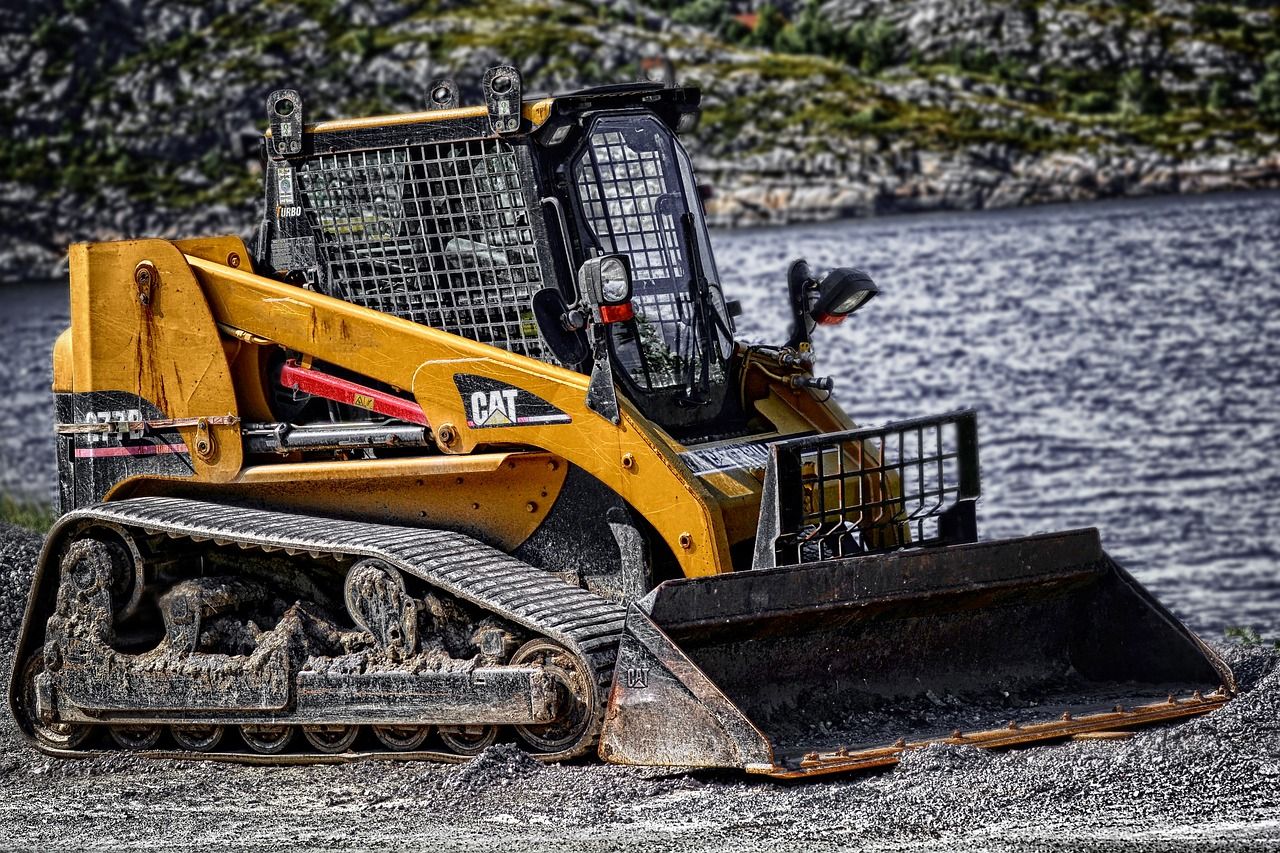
left=9, top=68, right=1233, bottom=777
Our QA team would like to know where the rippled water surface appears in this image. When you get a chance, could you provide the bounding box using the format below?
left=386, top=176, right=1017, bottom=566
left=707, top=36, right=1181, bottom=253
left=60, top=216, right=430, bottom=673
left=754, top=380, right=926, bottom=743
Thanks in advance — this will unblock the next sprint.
left=2, top=191, right=1277, bottom=633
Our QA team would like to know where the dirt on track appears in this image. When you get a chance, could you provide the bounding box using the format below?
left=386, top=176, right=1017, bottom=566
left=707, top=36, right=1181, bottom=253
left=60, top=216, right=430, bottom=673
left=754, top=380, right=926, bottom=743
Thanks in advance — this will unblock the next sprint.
left=1, top=521, right=1277, bottom=852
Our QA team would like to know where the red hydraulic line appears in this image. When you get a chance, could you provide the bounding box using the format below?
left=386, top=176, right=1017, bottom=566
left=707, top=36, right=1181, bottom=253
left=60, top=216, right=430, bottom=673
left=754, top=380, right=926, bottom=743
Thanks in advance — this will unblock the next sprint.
left=279, top=360, right=429, bottom=426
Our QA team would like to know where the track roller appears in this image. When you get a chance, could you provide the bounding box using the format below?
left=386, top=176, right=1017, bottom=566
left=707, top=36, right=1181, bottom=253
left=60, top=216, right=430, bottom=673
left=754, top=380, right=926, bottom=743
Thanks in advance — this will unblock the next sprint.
left=372, top=725, right=432, bottom=752
left=16, top=655, right=91, bottom=750
left=302, top=725, right=359, bottom=754
left=170, top=724, right=225, bottom=752
left=241, top=724, right=294, bottom=754
left=511, top=639, right=596, bottom=754
left=110, top=725, right=162, bottom=750
left=439, top=725, right=498, bottom=756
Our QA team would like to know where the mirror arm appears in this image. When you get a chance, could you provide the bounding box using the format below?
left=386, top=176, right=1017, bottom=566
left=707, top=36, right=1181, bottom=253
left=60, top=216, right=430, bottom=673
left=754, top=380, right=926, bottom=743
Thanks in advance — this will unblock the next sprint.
left=786, top=259, right=817, bottom=350
left=585, top=323, right=621, bottom=424
left=541, top=196, right=580, bottom=303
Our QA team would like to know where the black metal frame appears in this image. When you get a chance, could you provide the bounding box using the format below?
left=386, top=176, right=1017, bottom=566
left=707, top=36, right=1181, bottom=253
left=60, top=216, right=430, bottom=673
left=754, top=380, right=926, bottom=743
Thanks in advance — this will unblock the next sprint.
left=754, top=411, right=981, bottom=568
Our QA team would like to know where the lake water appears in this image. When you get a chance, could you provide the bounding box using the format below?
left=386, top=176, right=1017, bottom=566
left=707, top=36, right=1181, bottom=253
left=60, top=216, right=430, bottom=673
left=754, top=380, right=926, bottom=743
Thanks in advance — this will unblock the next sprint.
left=2, top=190, right=1277, bottom=634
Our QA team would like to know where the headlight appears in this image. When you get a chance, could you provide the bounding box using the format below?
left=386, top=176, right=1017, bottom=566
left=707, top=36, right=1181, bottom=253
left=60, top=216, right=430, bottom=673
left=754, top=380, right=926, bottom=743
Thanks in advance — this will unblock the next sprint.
left=599, top=256, right=631, bottom=304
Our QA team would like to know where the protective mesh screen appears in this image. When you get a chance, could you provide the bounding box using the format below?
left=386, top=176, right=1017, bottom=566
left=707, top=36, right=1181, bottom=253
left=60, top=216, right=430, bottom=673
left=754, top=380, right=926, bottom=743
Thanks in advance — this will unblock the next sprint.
left=574, top=123, right=696, bottom=390
left=294, top=138, right=550, bottom=361
left=574, top=130, right=686, bottom=281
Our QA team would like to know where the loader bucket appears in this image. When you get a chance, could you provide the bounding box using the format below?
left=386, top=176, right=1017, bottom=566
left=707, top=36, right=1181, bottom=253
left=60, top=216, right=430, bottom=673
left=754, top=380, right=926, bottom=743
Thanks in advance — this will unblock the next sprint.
left=598, top=530, right=1234, bottom=778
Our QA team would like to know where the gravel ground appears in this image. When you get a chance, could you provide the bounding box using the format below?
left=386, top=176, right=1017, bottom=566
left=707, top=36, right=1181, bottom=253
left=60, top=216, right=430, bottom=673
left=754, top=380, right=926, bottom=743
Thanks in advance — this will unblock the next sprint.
left=1, top=522, right=1277, bottom=851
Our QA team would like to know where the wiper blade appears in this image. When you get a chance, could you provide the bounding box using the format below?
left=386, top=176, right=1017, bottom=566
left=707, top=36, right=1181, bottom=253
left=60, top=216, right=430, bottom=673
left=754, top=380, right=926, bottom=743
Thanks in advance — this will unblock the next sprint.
left=678, top=212, right=713, bottom=407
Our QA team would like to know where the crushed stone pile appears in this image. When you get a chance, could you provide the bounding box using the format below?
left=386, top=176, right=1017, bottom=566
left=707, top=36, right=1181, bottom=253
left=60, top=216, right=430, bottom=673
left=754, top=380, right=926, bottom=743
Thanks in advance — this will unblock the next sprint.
left=449, top=743, right=546, bottom=788
left=0, top=523, right=1274, bottom=850
left=0, top=522, right=41, bottom=669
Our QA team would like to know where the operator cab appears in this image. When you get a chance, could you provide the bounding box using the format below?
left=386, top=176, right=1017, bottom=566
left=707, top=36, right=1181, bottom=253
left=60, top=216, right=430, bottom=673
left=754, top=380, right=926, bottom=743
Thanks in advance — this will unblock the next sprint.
left=538, top=105, right=735, bottom=432
left=253, top=72, right=871, bottom=441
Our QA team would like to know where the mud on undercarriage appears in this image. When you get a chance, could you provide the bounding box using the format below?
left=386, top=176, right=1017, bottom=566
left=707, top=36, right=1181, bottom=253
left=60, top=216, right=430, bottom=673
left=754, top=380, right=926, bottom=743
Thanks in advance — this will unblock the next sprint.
left=13, top=498, right=624, bottom=762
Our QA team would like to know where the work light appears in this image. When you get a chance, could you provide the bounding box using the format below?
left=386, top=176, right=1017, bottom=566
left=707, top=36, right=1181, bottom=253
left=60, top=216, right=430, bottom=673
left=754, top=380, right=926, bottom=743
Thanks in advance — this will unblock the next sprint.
left=811, top=268, right=878, bottom=326
left=579, top=254, right=635, bottom=323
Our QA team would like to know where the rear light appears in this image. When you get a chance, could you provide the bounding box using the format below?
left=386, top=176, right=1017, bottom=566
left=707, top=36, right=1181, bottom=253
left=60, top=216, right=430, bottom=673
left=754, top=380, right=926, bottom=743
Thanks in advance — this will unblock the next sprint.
left=598, top=302, right=635, bottom=324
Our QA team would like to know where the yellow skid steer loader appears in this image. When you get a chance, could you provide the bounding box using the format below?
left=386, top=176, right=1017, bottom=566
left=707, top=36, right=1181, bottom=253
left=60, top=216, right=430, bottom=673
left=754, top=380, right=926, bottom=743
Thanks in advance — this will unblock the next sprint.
left=9, top=69, right=1232, bottom=777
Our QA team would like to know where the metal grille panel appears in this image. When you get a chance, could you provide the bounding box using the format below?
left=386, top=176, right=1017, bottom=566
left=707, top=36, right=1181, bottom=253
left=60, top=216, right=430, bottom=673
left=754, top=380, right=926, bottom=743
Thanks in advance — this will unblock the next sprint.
left=768, top=411, right=981, bottom=565
left=574, top=122, right=696, bottom=390
left=294, top=138, right=549, bottom=360
left=575, top=129, right=686, bottom=281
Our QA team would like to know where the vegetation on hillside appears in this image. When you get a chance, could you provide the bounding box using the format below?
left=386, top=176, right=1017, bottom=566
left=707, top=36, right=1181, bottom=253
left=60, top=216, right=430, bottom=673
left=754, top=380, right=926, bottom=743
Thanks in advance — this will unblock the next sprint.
left=1, top=0, right=1277, bottom=257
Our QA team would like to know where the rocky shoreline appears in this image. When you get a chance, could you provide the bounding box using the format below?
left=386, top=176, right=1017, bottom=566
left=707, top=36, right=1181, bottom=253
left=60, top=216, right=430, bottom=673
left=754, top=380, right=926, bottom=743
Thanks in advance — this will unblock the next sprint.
left=7, top=174, right=1279, bottom=283
left=703, top=149, right=1280, bottom=227
left=3, top=0, right=1279, bottom=279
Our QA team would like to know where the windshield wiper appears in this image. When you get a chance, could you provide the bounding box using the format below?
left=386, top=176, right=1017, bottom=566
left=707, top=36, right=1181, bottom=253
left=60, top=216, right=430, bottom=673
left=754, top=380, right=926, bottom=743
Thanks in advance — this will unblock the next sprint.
left=678, top=211, right=721, bottom=407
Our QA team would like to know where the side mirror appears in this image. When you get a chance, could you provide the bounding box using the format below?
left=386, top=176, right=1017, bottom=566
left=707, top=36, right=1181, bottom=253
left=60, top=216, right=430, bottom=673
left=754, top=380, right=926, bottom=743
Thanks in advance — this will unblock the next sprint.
left=531, top=288, right=588, bottom=366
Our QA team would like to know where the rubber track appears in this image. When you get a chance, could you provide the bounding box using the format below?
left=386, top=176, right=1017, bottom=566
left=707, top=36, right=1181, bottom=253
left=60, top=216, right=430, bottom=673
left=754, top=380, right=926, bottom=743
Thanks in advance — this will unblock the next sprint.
left=26, top=496, right=626, bottom=764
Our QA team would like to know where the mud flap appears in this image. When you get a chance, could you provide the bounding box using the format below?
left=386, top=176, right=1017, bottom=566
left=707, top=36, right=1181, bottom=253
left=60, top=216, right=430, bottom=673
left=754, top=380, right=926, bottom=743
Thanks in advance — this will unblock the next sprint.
left=598, top=529, right=1234, bottom=778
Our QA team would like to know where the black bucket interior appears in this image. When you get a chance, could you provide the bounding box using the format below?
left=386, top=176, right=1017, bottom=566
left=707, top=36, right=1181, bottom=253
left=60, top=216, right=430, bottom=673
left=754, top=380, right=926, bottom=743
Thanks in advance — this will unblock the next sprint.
left=643, top=532, right=1232, bottom=762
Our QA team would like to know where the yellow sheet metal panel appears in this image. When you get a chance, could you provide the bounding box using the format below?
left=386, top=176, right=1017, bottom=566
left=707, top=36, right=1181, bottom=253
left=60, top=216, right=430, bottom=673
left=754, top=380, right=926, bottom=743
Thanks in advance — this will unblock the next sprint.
left=68, top=240, right=242, bottom=482
left=174, top=235, right=252, bottom=272
left=52, top=328, right=73, bottom=394
left=119, top=451, right=567, bottom=551
left=171, top=235, right=278, bottom=424
left=187, top=255, right=732, bottom=577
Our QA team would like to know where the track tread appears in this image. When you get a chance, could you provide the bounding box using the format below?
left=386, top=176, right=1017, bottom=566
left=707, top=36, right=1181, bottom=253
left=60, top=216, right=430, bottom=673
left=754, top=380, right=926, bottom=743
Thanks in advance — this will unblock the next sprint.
left=26, top=497, right=628, bottom=765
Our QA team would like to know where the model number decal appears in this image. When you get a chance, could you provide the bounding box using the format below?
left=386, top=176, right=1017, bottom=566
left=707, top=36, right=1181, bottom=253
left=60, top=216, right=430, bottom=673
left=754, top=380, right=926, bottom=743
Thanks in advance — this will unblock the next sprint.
left=81, top=410, right=144, bottom=443
left=71, top=407, right=190, bottom=460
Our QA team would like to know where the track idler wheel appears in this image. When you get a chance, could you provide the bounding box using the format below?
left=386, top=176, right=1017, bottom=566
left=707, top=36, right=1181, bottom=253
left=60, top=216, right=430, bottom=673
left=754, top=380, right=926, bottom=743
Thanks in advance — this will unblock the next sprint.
left=510, top=639, right=596, bottom=755
left=110, top=725, right=162, bottom=750
left=241, top=724, right=294, bottom=754
left=17, top=654, right=91, bottom=750
left=171, top=724, right=225, bottom=752
left=373, top=725, right=432, bottom=752
left=302, top=725, right=359, bottom=754
left=439, top=725, right=498, bottom=756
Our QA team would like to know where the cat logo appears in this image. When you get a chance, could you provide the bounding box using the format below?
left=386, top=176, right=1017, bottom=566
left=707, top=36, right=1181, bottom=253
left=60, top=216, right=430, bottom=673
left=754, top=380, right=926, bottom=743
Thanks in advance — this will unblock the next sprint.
left=469, top=389, right=519, bottom=427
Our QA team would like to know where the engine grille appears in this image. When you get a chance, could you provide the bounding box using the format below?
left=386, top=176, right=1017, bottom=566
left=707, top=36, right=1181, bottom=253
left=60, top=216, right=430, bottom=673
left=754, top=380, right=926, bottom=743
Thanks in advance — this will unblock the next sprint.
left=292, top=137, right=550, bottom=361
